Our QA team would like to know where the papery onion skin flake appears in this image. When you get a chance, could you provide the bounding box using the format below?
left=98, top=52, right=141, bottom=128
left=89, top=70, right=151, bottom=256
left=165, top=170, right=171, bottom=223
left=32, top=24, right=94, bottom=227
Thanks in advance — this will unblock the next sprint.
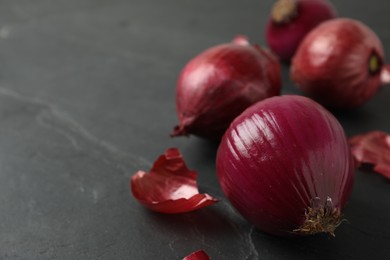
left=216, top=95, right=354, bottom=236
left=131, top=148, right=218, bottom=214
left=183, top=250, right=211, bottom=260
left=291, top=18, right=389, bottom=109
left=172, top=36, right=281, bottom=139
left=349, top=131, right=390, bottom=179
left=266, top=0, right=336, bottom=61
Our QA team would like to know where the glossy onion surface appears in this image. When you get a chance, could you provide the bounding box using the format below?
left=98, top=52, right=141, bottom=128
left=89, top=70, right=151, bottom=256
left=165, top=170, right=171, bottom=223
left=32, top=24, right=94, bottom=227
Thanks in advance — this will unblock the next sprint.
left=172, top=36, right=281, bottom=139
left=266, top=0, right=336, bottom=61
left=216, top=95, right=354, bottom=236
left=291, top=18, right=386, bottom=109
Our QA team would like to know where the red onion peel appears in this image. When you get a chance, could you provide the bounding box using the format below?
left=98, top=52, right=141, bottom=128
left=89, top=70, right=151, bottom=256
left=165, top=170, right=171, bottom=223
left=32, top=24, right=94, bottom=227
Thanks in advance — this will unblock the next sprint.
left=291, top=18, right=390, bottom=109
left=349, top=131, right=390, bottom=180
left=217, top=95, right=354, bottom=236
left=183, top=250, right=211, bottom=260
left=131, top=148, right=218, bottom=214
left=172, top=36, right=281, bottom=139
left=266, top=0, right=336, bottom=61
left=380, top=65, right=390, bottom=84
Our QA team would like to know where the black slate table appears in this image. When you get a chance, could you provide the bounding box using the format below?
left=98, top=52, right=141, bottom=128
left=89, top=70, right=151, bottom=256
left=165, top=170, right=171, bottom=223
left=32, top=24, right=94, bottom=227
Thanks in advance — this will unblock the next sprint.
left=1, top=0, right=390, bottom=259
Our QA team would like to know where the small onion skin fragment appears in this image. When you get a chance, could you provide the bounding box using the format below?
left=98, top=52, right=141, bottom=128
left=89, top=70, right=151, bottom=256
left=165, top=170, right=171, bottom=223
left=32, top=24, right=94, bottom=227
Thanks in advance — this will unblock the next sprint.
left=291, top=18, right=389, bottom=109
left=216, top=95, right=354, bottom=236
left=349, top=131, right=390, bottom=179
left=131, top=148, right=218, bottom=214
left=172, top=36, right=281, bottom=139
left=266, top=0, right=336, bottom=61
left=183, top=250, right=211, bottom=260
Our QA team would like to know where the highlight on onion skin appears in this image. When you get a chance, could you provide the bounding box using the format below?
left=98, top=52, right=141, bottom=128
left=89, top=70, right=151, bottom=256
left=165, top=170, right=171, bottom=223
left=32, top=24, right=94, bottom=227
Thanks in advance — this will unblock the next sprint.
left=172, top=36, right=281, bottom=139
left=266, top=0, right=336, bottom=61
left=291, top=18, right=390, bottom=109
left=349, top=131, right=390, bottom=179
left=216, top=95, right=354, bottom=236
left=183, top=250, right=211, bottom=260
left=131, top=148, right=218, bottom=214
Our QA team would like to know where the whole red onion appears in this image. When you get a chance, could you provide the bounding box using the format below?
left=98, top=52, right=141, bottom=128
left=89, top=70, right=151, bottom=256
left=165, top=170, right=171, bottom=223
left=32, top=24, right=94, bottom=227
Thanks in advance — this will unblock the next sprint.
left=172, top=36, right=281, bottom=139
left=216, top=95, right=354, bottom=236
left=266, top=0, right=336, bottom=61
left=291, top=18, right=390, bottom=109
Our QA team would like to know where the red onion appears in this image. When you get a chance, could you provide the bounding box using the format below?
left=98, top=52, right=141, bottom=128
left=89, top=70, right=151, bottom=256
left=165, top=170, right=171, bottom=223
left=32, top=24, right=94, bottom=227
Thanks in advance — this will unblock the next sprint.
left=291, top=18, right=390, bottom=109
left=349, top=131, right=390, bottom=180
left=216, top=95, right=354, bottom=236
left=266, top=0, right=336, bottom=61
left=172, top=36, right=281, bottom=139
left=131, top=148, right=218, bottom=214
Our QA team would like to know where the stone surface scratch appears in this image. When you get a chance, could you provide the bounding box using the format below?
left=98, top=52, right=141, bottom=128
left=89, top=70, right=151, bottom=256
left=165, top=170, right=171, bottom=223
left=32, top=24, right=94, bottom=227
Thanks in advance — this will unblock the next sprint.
left=0, top=86, right=152, bottom=171
left=245, top=226, right=259, bottom=260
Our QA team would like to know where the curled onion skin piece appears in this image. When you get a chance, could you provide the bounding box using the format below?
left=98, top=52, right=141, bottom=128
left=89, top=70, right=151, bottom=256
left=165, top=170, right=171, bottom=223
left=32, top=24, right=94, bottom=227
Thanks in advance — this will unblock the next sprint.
left=183, top=250, right=211, bottom=260
left=216, top=95, right=354, bottom=236
left=131, top=148, right=218, bottom=214
left=266, top=0, right=336, bottom=61
left=291, top=18, right=388, bottom=109
left=172, top=36, right=281, bottom=139
left=349, top=131, right=390, bottom=179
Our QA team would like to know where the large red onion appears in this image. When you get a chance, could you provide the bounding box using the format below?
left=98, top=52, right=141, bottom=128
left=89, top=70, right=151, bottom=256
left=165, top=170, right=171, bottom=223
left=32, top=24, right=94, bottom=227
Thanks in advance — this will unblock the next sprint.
left=291, top=18, right=390, bottom=109
left=216, top=95, right=354, bottom=236
left=266, top=0, right=336, bottom=61
left=172, top=36, right=281, bottom=139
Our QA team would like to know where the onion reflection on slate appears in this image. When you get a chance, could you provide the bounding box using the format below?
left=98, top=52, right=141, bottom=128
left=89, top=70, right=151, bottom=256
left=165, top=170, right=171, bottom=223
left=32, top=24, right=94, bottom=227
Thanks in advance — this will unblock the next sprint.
left=131, top=148, right=218, bottom=214
left=172, top=36, right=281, bottom=139
left=216, top=95, right=354, bottom=236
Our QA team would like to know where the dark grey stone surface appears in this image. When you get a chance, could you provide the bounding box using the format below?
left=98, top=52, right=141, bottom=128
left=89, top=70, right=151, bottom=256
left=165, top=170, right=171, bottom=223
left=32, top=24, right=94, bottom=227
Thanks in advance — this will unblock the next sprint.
left=0, top=0, right=390, bottom=259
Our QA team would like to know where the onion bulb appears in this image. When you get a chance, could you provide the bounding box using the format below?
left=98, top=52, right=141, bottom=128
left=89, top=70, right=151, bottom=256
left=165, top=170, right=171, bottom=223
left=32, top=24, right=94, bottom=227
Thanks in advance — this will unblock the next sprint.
left=172, top=36, right=281, bottom=139
left=291, top=18, right=390, bottom=109
left=216, top=95, right=354, bottom=236
left=266, top=0, right=336, bottom=61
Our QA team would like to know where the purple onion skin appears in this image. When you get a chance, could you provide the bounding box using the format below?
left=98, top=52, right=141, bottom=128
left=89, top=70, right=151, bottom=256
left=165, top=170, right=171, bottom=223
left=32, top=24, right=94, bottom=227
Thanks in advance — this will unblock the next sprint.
left=216, top=95, right=354, bottom=236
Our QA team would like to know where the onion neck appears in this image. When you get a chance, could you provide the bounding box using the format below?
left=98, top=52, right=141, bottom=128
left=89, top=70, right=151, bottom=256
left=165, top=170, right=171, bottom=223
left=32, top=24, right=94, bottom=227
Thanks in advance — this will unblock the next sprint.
left=171, top=117, right=195, bottom=137
left=294, top=197, right=343, bottom=236
left=232, top=35, right=250, bottom=46
left=271, top=0, right=298, bottom=24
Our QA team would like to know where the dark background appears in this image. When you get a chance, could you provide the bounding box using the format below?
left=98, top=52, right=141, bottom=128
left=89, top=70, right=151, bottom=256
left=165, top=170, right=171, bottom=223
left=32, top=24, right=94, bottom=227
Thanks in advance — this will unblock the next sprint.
left=0, top=0, right=390, bottom=259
